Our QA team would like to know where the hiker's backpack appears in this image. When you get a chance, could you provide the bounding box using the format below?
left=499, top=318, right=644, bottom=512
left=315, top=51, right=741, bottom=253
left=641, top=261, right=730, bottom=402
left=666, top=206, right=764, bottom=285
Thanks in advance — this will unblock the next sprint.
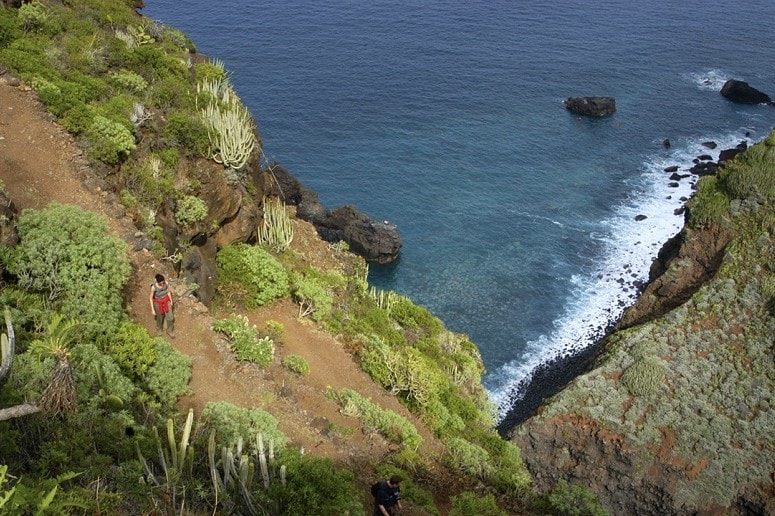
left=370, top=482, right=381, bottom=498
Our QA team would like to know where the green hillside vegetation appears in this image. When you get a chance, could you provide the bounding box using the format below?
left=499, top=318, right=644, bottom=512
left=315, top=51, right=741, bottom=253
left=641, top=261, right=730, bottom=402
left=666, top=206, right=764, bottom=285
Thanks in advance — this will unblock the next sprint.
left=0, top=1, right=535, bottom=513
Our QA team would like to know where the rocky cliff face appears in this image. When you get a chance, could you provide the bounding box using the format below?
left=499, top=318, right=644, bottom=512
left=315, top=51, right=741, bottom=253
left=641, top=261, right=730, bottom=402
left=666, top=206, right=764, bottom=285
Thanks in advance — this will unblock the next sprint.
left=512, top=135, right=775, bottom=515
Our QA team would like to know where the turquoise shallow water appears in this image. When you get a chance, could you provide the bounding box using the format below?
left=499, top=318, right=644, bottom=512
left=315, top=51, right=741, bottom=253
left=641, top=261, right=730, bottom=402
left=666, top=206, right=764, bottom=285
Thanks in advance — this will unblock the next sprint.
left=144, top=0, right=775, bottom=414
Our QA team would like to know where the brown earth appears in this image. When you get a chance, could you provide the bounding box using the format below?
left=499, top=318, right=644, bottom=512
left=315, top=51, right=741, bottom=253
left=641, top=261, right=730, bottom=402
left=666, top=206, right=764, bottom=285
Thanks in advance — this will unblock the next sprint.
left=0, top=75, right=461, bottom=513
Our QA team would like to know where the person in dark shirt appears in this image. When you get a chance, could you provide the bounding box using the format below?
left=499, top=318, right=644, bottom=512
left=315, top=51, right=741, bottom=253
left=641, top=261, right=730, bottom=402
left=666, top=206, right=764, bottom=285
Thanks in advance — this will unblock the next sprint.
left=373, top=475, right=402, bottom=516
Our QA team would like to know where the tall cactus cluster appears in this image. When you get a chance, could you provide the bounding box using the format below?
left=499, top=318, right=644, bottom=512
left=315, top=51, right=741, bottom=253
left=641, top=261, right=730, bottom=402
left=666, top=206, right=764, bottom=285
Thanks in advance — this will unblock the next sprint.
left=257, top=197, right=294, bottom=252
left=368, top=286, right=399, bottom=314
left=197, top=66, right=258, bottom=172
left=209, top=432, right=286, bottom=515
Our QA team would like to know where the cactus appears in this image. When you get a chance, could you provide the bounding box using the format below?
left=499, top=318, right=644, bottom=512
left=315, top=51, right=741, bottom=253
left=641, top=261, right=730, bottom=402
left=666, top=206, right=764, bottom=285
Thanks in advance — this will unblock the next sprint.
left=257, top=197, right=294, bottom=252
left=137, top=409, right=195, bottom=512
left=208, top=431, right=287, bottom=515
left=368, top=287, right=398, bottom=314
left=0, top=310, right=15, bottom=386
left=197, top=76, right=257, bottom=172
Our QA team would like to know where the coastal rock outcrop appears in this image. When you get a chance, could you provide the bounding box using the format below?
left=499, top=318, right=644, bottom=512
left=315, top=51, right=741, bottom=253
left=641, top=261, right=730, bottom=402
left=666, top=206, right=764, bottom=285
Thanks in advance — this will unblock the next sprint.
left=259, top=164, right=402, bottom=263
left=563, top=96, right=616, bottom=117
left=720, top=79, right=772, bottom=105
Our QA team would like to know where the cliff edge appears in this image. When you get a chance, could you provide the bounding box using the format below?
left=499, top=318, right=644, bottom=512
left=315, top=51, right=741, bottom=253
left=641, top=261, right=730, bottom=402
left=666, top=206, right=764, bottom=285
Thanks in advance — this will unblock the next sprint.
left=512, top=132, right=775, bottom=514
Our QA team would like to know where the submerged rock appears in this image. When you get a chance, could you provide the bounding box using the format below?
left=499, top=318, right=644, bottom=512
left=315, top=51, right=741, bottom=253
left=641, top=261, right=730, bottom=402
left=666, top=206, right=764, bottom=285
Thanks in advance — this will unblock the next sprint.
left=564, top=96, right=616, bottom=117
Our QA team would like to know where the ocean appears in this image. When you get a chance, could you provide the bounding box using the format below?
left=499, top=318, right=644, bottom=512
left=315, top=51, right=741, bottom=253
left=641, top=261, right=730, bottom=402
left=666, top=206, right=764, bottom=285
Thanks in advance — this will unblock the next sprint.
left=144, top=0, right=775, bottom=420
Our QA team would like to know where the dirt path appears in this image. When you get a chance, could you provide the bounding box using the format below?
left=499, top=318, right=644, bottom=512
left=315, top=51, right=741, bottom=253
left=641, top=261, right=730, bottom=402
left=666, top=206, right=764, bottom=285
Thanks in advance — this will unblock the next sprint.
left=0, top=76, right=446, bottom=472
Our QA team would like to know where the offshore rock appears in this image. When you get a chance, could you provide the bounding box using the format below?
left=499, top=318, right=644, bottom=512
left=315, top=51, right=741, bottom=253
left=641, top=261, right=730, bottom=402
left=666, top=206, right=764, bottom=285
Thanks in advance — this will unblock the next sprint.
left=720, top=79, right=772, bottom=104
left=564, top=96, right=616, bottom=117
left=319, top=205, right=401, bottom=264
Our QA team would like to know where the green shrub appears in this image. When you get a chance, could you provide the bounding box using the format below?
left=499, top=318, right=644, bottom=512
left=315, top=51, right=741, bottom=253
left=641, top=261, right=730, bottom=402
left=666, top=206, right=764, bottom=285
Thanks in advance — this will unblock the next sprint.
left=331, top=388, right=422, bottom=451
left=445, top=437, right=494, bottom=479
left=291, top=273, right=333, bottom=321
left=265, top=319, right=284, bottom=342
left=108, top=321, right=158, bottom=377
left=60, top=102, right=95, bottom=134
left=361, top=337, right=442, bottom=408
left=546, top=480, right=608, bottom=516
left=450, top=492, right=506, bottom=516
left=71, top=343, right=136, bottom=405
left=688, top=177, right=729, bottom=228
left=151, top=75, right=192, bottom=110
left=7, top=204, right=130, bottom=338
left=216, top=244, right=290, bottom=307
left=719, top=138, right=775, bottom=203
left=86, top=114, right=136, bottom=164
left=145, top=340, right=192, bottom=408
left=269, top=450, right=364, bottom=516
left=475, top=432, right=531, bottom=492
left=390, top=296, right=443, bottom=337
left=193, top=61, right=225, bottom=82
left=620, top=355, right=666, bottom=396
left=124, top=155, right=175, bottom=209
left=282, top=354, right=309, bottom=376
left=164, top=110, right=209, bottom=157
left=202, top=401, right=286, bottom=450
left=108, top=69, right=147, bottom=93
left=0, top=8, right=22, bottom=48
left=18, top=2, right=48, bottom=32
left=174, top=195, right=208, bottom=227
left=213, top=315, right=275, bottom=366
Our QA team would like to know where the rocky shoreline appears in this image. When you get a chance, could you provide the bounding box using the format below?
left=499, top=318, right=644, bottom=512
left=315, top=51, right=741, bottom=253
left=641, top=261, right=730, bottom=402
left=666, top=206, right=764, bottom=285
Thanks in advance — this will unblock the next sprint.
left=497, top=135, right=759, bottom=434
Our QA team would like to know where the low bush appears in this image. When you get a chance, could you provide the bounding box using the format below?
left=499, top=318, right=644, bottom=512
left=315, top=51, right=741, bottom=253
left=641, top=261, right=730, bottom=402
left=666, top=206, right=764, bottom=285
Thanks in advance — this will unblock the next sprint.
left=688, top=177, right=729, bottom=228
left=545, top=480, right=608, bottom=516
left=265, top=319, right=284, bottom=343
left=445, top=437, right=494, bottom=479
left=202, top=401, right=286, bottom=450
left=213, top=315, right=275, bottom=366
left=108, top=321, right=158, bottom=377
left=108, top=69, right=147, bottom=93
left=450, top=492, right=506, bottom=516
left=719, top=138, right=775, bottom=203
left=331, top=388, right=422, bottom=451
left=18, top=2, right=48, bottom=32
left=164, top=110, right=210, bottom=157
left=6, top=204, right=130, bottom=338
left=390, top=296, right=443, bottom=337
left=86, top=114, right=136, bottom=164
left=145, top=340, right=192, bottom=408
left=151, top=75, right=192, bottom=110
left=174, top=195, right=208, bottom=227
left=282, top=354, right=309, bottom=376
left=268, top=449, right=364, bottom=516
left=620, top=355, right=666, bottom=396
left=291, top=272, right=333, bottom=321
left=375, top=464, right=439, bottom=515
left=216, top=244, right=290, bottom=307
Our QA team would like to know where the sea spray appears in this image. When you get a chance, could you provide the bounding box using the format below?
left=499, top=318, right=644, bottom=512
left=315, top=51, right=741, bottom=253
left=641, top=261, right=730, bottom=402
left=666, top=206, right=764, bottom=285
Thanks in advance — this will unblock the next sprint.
left=491, top=131, right=753, bottom=421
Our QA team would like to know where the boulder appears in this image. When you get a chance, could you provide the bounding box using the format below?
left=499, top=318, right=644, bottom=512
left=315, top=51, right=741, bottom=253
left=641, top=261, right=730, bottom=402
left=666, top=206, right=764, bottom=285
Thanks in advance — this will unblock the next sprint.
left=662, top=139, right=671, bottom=149
left=195, top=160, right=242, bottom=233
left=668, top=182, right=680, bottom=188
left=701, top=141, right=717, bottom=149
left=690, top=161, right=719, bottom=177
left=669, top=172, right=688, bottom=181
left=634, top=214, right=647, bottom=221
left=258, top=164, right=326, bottom=222
left=563, top=97, right=616, bottom=117
left=718, top=147, right=743, bottom=164
left=213, top=201, right=259, bottom=248
left=180, top=240, right=218, bottom=305
left=0, top=191, right=18, bottom=247
left=319, top=205, right=401, bottom=264
left=720, top=79, right=772, bottom=104
left=663, top=165, right=679, bottom=173
left=697, top=154, right=713, bottom=161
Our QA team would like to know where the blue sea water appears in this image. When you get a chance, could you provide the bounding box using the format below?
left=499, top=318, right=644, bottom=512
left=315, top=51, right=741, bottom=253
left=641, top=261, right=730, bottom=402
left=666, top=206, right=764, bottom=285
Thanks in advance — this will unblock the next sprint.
left=144, top=0, right=775, bottom=415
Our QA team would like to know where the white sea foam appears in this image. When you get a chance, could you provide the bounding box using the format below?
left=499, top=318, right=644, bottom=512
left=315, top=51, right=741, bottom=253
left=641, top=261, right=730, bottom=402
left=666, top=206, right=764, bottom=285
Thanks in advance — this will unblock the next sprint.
left=687, top=69, right=733, bottom=91
left=490, top=131, right=751, bottom=419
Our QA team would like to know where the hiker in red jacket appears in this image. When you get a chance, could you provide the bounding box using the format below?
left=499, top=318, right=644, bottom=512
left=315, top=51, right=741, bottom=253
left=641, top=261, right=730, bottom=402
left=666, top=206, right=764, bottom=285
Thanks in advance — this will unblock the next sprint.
left=150, top=274, right=174, bottom=338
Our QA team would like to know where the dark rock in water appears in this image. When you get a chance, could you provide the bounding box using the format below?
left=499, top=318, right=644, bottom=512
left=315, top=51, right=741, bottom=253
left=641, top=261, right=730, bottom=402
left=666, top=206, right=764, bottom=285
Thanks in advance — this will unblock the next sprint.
left=320, top=205, right=402, bottom=264
left=564, top=96, right=616, bottom=117
left=662, top=138, right=671, bottom=149
left=692, top=158, right=700, bottom=164
left=745, top=131, right=751, bottom=137
left=720, top=79, right=772, bottom=104
left=669, top=173, right=685, bottom=181
left=634, top=214, right=648, bottom=221
left=690, top=162, right=719, bottom=176
left=674, top=207, right=686, bottom=216
left=664, top=165, right=679, bottom=173
left=701, top=141, right=717, bottom=149
left=737, top=141, right=748, bottom=150
left=668, top=182, right=680, bottom=188
left=679, top=196, right=688, bottom=202
left=717, top=147, right=743, bottom=163
left=697, top=154, right=713, bottom=161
